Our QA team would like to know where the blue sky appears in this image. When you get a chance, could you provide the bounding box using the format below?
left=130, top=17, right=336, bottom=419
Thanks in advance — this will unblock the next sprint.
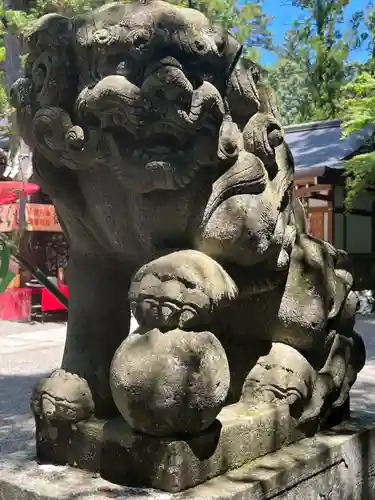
left=260, top=0, right=370, bottom=65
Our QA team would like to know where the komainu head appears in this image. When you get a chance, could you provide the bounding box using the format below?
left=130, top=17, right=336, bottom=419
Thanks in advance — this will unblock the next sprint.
left=11, top=1, right=289, bottom=185
left=11, top=0, right=297, bottom=266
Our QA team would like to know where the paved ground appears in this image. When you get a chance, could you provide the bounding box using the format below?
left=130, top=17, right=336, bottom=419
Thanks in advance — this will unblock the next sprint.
left=0, top=320, right=66, bottom=456
left=348, top=315, right=375, bottom=417
left=0, top=315, right=374, bottom=458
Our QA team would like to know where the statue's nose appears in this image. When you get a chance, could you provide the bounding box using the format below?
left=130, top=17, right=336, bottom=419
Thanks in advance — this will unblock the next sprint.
left=141, top=59, right=193, bottom=106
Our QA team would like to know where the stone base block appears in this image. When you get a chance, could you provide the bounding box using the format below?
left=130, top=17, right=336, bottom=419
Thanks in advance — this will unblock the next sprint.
left=1, top=414, right=375, bottom=500
left=33, top=401, right=348, bottom=493
left=35, top=402, right=307, bottom=492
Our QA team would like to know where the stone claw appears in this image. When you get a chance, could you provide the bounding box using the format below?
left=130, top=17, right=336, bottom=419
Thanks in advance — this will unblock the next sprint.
left=131, top=295, right=200, bottom=329
left=31, top=369, right=94, bottom=422
left=298, top=340, right=360, bottom=428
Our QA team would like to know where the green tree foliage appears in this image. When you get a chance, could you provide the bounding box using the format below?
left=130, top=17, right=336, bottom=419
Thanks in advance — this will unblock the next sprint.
left=350, top=1, right=375, bottom=64
left=268, top=0, right=352, bottom=125
left=339, top=2, right=375, bottom=206
left=266, top=30, right=314, bottom=125
left=341, top=70, right=375, bottom=207
left=0, top=16, right=9, bottom=117
left=168, top=0, right=273, bottom=59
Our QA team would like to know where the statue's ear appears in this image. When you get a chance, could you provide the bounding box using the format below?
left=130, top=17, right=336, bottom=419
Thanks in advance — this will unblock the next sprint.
left=21, top=14, right=77, bottom=110
left=23, top=13, right=72, bottom=53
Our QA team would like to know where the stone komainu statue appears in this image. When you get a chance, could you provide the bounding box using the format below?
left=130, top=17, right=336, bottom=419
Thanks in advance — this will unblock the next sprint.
left=11, top=0, right=365, bottom=489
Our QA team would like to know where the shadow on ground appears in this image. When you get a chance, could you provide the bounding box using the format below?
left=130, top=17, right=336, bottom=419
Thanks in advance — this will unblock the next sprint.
left=0, top=373, right=49, bottom=457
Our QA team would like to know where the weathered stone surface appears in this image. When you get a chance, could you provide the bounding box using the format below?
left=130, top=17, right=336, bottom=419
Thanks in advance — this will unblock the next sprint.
left=9, top=0, right=366, bottom=489
left=32, top=402, right=350, bottom=492
left=31, top=369, right=95, bottom=422
left=2, top=414, right=375, bottom=499
left=110, top=327, right=230, bottom=436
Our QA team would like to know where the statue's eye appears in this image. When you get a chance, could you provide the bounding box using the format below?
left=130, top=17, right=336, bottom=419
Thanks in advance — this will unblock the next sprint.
left=134, top=35, right=149, bottom=49
left=131, top=30, right=150, bottom=51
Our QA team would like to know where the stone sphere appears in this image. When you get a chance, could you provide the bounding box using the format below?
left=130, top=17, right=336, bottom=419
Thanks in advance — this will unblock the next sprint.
left=110, top=327, right=230, bottom=436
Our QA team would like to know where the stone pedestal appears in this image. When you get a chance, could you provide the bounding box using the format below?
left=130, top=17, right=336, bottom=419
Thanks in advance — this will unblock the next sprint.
left=35, top=403, right=305, bottom=492
left=32, top=401, right=349, bottom=493
left=1, top=414, right=375, bottom=500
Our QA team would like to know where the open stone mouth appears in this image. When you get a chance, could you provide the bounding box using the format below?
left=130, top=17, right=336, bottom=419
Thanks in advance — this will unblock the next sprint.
left=108, top=126, right=198, bottom=166
left=79, top=56, right=226, bottom=169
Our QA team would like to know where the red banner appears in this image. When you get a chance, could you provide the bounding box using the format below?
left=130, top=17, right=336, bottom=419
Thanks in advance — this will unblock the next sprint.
left=0, top=204, right=61, bottom=232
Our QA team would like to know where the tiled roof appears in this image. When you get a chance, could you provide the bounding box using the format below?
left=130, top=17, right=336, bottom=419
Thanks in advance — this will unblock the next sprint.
left=285, top=119, right=375, bottom=179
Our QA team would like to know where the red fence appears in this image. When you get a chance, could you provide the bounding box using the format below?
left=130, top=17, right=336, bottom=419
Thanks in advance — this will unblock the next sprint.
left=0, top=288, right=32, bottom=321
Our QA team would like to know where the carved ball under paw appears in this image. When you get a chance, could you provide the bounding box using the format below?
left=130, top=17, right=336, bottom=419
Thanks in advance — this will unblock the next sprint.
left=110, top=327, right=230, bottom=436
left=31, top=369, right=94, bottom=422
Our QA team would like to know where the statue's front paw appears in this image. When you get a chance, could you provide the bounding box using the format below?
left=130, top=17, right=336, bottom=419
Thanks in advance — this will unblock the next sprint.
left=241, top=343, right=316, bottom=409
left=298, top=332, right=364, bottom=428
left=129, top=250, right=237, bottom=330
left=31, top=369, right=94, bottom=422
